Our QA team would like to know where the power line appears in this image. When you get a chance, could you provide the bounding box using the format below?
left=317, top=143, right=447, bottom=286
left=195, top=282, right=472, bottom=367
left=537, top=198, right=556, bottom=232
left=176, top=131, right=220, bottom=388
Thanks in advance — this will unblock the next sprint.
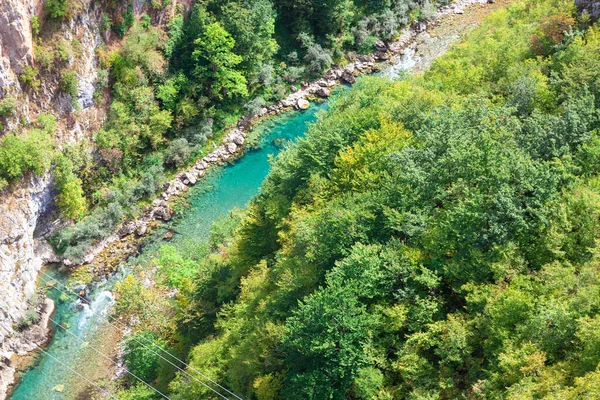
left=37, top=347, right=118, bottom=399
left=39, top=270, right=241, bottom=400
left=47, top=315, right=171, bottom=399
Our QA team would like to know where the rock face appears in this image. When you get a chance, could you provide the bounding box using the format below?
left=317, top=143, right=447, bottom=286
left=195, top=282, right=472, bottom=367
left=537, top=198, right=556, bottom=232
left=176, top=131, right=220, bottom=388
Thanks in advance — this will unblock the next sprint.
left=576, top=0, right=600, bottom=18
left=0, top=0, right=139, bottom=392
left=0, top=0, right=34, bottom=97
left=0, top=174, right=53, bottom=342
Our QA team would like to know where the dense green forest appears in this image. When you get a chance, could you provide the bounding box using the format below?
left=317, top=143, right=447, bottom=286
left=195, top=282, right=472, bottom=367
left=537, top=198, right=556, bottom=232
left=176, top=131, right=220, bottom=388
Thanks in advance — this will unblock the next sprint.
left=109, top=0, right=600, bottom=398
left=38, top=0, right=446, bottom=260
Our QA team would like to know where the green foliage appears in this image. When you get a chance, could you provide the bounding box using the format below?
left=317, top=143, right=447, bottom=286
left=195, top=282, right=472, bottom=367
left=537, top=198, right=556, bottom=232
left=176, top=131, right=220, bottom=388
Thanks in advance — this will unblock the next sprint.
left=123, top=330, right=168, bottom=382
left=44, top=0, right=71, bottom=20
left=192, top=22, right=248, bottom=100
left=164, top=2, right=600, bottom=399
left=31, top=16, right=40, bottom=37
left=0, top=97, right=16, bottom=118
left=19, top=65, right=40, bottom=90
left=163, top=138, right=191, bottom=168
left=155, top=245, right=199, bottom=289
left=60, top=70, right=78, bottom=97
left=114, top=5, right=134, bottom=38
left=0, top=116, right=55, bottom=183
left=118, top=384, right=156, bottom=400
left=53, top=154, right=87, bottom=220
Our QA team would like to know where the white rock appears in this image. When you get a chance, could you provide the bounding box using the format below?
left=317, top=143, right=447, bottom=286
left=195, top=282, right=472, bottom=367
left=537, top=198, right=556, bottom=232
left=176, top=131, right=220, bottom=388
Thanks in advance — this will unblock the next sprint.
left=297, top=98, right=310, bottom=109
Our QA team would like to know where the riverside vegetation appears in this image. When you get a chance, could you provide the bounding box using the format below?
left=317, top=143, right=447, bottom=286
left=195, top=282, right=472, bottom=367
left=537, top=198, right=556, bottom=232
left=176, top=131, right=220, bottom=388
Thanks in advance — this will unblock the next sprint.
left=103, top=0, right=600, bottom=399
left=0, top=0, right=449, bottom=262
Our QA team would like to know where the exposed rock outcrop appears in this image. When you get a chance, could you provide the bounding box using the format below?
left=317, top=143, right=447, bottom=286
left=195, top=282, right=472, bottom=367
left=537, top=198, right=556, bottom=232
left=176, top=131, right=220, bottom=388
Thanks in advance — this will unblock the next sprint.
left=576, top=0, right=600, bottom=18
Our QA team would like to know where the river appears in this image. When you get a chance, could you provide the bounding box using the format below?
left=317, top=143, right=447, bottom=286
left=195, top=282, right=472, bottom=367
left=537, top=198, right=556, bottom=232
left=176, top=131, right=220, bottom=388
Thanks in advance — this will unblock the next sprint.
left=9, top=97, right=332, bottom=399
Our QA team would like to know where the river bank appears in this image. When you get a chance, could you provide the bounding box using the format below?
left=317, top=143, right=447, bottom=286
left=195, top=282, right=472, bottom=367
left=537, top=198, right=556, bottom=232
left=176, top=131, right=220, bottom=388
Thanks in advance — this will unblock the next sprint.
left=58, top=0, right=498, bottom=275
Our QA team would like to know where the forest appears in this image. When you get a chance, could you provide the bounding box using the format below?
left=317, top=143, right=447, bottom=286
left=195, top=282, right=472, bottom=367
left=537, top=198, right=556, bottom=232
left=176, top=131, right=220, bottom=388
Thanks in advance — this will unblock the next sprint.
left=29, top=0, right=446, bottom=261
left=103, top=0, right=600, bottom=398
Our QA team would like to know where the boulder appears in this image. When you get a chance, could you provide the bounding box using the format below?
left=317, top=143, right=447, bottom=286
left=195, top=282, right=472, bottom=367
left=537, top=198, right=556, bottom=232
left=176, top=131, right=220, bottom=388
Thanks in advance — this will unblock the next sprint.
left=184, top=172, right=197, bottom=185
left=341, top=70, right=356, bottom=84
left=375, top=38, right=387, bottom=52
left=153, top=205, right=173, bottom=221
left=227, top=142, right=238, bottom=154
left=576, top=0, right=600, bottom=18
left=297, top=98, right=310, bottom=109
left=314, top=87, right=331, bottom=98
left=136, top=223, right=147, bottom=236
left=232, top=134, right=245, bottom=145
left=118, top=221, right=137, bottom=237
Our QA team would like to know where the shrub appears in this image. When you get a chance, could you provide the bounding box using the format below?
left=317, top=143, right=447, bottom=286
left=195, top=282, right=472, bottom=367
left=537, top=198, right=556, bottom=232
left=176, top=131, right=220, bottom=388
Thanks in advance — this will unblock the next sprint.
left=245, top=97, right=267, bottom=116
left=185, top=119, right=213, bottom=147
left=54, top=155, right=87, bottom=220
left=31, top=16, right=40, bottom=37
left=17, top=310, right=40, bottom=331
left=99, top=13, right=111, bottom=34
left=304, top=44, right=333, bottom=76
left=56, top=38, right=72, bottom=62
left=60, top=71, right=78, bottom=97
left=114, top=5, right=134, bottom=38
left=0, top=128, right=54, bottom=182
left=283, top=66, right=305, bottom=83
left=132, top=165, right=165, bottom=200
left=0, top=97, right=16, bottom=118
left=19, top=66, right=40, bottom=90
left=164, top=138, right=191, bottom=168
left=123, top=330, right=168, bottom=382
left=34, top=43, right=56, bottom=69
left=44, top=0, right=71, bottom=20
left=140, top=14, right=151, bottom=29
left=259, top=64, right=275, bottom=86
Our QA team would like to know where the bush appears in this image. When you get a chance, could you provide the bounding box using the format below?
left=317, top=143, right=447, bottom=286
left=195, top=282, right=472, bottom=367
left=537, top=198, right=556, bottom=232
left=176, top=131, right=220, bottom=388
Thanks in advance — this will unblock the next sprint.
left=259, top=64, right=275, bottom=86
left=17, top=310, right=40, bottom=331
left=0, top=97, right=16, bottom=118
left=60, top=71, right=78, bottom=97
left=34, top=43, right=56, bottom=70
left=132, top=164, right=165, bottom=200
left=114, top=5, right=134, bottom=38
left=283, top=66, right=305, bottom=83
left=245, top=97, right=267, bottom=116
left=123, top=330, right=168, bottom=382
left=0, top=127, right=54, bottom=182
left=185, top=119, right=213, bottom=147
left=44, top=0, right=71, bottom=20
left=19, top=66, right=40, bottom=90
left=304, top=44, right=333, bottom=76
left=31, top=16, right=40, bottom=37
left=99, top=13, right=111, bottom=34
left=164, top=138, right=191, bottom=168
left=54, top=155, right=87, bottom=220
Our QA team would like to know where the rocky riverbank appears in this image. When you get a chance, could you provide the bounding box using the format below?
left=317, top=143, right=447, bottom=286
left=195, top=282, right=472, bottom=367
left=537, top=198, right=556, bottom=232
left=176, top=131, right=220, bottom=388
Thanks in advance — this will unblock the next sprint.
left=62, top=0, right=496, bottom=275
left=0, top=297, right=55, bottom=399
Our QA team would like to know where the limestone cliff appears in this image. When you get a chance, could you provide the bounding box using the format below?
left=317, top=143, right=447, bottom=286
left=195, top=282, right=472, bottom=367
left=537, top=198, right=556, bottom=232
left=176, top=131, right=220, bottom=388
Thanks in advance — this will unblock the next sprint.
left=0, top=0, right=186, bottom=393
left=0, top=0, right=135, bottom=396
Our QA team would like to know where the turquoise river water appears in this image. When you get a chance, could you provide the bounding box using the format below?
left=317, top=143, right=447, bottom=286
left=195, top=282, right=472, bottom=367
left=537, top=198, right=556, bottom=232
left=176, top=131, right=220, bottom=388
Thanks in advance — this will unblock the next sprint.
left=10, top=98, right=332, bottom=399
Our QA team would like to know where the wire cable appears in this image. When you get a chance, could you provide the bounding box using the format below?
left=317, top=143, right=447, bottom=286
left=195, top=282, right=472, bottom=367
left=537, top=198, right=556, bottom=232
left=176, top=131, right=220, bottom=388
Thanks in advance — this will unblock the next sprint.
left=37, top=347, right=118, bottom=399
left=47, top=315, right=171, bottom=399
left=39, top=270, right=241, bottom=400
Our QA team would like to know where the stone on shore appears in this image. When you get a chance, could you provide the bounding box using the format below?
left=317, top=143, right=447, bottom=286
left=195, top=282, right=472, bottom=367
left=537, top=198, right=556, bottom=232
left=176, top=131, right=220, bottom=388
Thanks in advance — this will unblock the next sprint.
left=297, top=98, right=310, bottom=109
left=314, top=87, right=331, bottom=98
